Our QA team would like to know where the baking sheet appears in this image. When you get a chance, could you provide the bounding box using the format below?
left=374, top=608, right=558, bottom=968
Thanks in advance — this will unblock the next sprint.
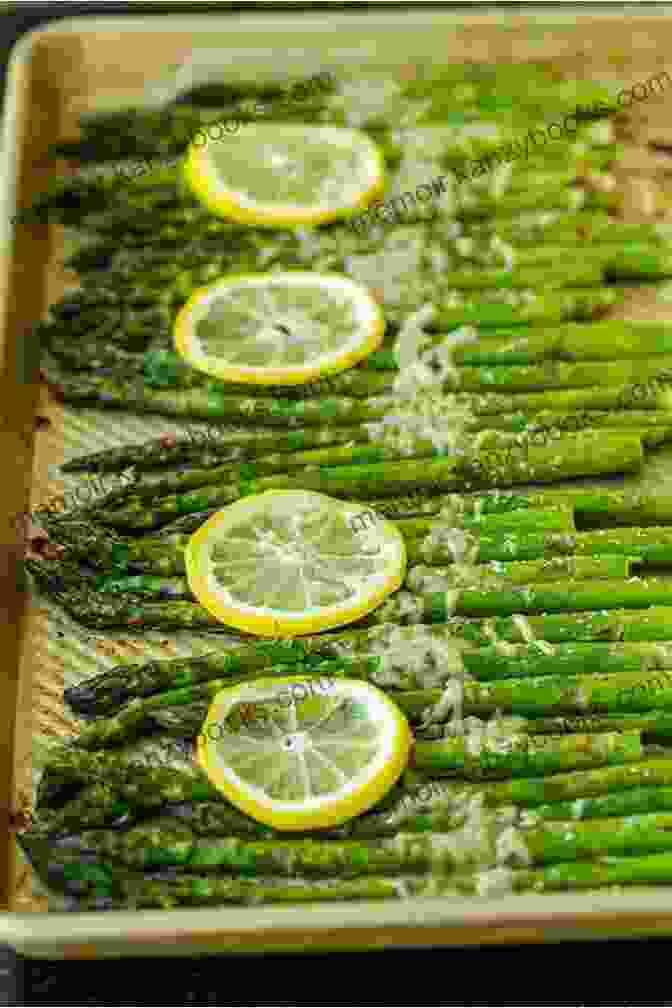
left=6, top=7, right=672, bottom=954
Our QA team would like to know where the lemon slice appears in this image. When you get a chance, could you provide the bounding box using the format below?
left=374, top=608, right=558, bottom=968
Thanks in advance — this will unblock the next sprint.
left=173, top=272, right=384, bottom=386
left=196, top=676, right=412, bottom=829
left=185, top=490, right=406, bottom=637
left=183, top=123, right=385, bottom=227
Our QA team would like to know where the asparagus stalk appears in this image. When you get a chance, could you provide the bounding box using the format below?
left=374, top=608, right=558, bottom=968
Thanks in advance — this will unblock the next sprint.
left=460, top=851, right=672, bottom=895
left=420, top=710, right=672, bottom=743
left=487, top=245, right=672, bottom=283
left=96, top=432, right=643, bottom=529
left=113, top=871, right=415, bottom=909
left=36, top=805, right=672, bottom=888
left=454, top=356, right=672, bottom=395
left=87, top=439, right=472, bottom=506
left=146, top=695, right=672, bottom=745
left=55, top=366, right=669, bottom=425
left=87, top=569, right=672, bottom=623
left=70, top=635, right=671, bottom=748
left=166, top=770, right=672, bottom=836
left=367, top=321, right=672, bottom=370
left=445, top=321, right=672, bottom=367
left=426, top=262, right=608, bottom=290
left=63, top=641, right=324, bottom=715
left=406, top=555, right=632, bottom=591
left=40, top=745, right=221, bottom=806
left=29, top=783, right=133, bottom=834
left=64, top=624, right=672, bottom=717
left=149, top=510, right=219, bottom=535
left=397, top=668, right=672, bottom=720
left=61, top=425, right=370, bottom=472
left=56, top=414, right=671, bottom=500
left=412, top=731, right=642, bottom=779
left=56, top=607, right=672, bottom=699
left=405, top=525, right=672, bottom=567
left=483, top=759, right=672, bottom=808
left=40, top=819, right=494, bottom=875
left=71, top=666, right=373, bottom=749
left=166, top=797, right=476, bottom=839
left=95, top=573, right=192, bottom=600
left=471, top=210, right=661, bottom=246
left=98, top=553, right=628, bottom=602
left=532, top=785, right=672, bottom=821
left=93, top=520, right=672, bottom=579
left=429, top=288, right=620, bottom=329
left=29, top=848, right=672, bottom=908
left=374, top=577, right=672, bottom=624
left=397, top=509, right=576, bottom=538
left=104, top=694, right=626, bottom=745
left=366, top=485, right=672, bottom=528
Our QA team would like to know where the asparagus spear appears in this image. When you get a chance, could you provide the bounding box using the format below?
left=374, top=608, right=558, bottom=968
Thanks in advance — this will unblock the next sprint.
left=152, top=510, right=219, bottom=535
left=38, top=804, right=672, bottom=886
left=64, top=621, right=672, bottom=717
left=87, top=569, right=672, bottom=623
left=405, top=525, right=672, bottom=567
left=365, top=485, right=672, bottom=528
left=367, top=321, right=672, bottom=370
left=532, top=785, right=672, bottom=821
left=472, top=210, right=661, bottom=246
left=482, top=245, right=672, bottom=283
left=41, top=819, right=495, bottom=875
left=84, top=259, right=613, bottom=300
left=96, top=573, right=192, bottom=599
left=453, top=356, right=672, bottom=395
left=425, top=262, right=609, bottom=290
left=56, top=411, right=672, bottom=484
left=61, top=425, right=370, bottom=473
left=87, top=439, right=471, bottom=506
left=55, top=366, right=667, bottom=425
left=98, top=553, right=628, bottom=602
left=443, top=321, right=672, bottom=367
left=29, top=783, right=133, bottom=834
left=63, top=641, right=323, bottom=716
left=430, top=288, right=620, bottom=329
left=420, top=711, right=672, bottom=743
left=22, top=824, right=428, bottom=906
left=374, top=577, right=672, bottom=624
left=412, top=731, right=642, bottom=779
left=71, top=666, right=373, bottom=749
left=397, top=667, right=672, bottom=720
left=90, top=517, right=672, bottom=580
left=28, top=849, right=672, bottom=908
left=96, top=432, right=643, bottom=529
left=406, top=555, right=632, bottom=591
left=41, top=743, right=221, bottom=806
left=483, top=759, right=672, bottom=808
left=166, top=797, right=474, bottom=839
left=147, top=689, right=672, bottom=744
left=33, top=583, right=228, bottom=631
left=59, top=608, right=672, bottom=710
left=113, top=871, right=415, bottom=909
left=460, top=851, right=672, bottom=895
left=70, top=635, right=670, bottom=748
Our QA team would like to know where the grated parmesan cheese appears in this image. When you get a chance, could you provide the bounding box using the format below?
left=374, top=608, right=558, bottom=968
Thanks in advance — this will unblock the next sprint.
left=475, top=866, right=515, bottom=897
left=362, top=623, right=468, bottom=689
left=495, top=824, right=530, bottom=867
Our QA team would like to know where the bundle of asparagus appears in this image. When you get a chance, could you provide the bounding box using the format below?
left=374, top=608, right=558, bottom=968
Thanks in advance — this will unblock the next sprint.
left=24, top=60, right=672, bottom=914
